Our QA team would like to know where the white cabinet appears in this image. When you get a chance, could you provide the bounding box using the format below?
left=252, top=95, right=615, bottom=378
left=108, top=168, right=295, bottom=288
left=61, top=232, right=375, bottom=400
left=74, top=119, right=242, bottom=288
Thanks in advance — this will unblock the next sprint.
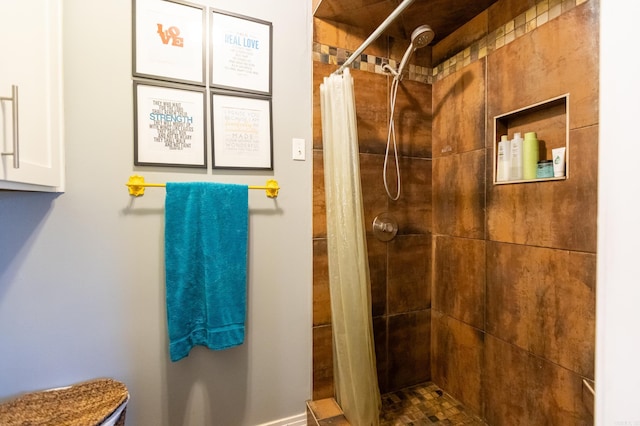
left=0, top=0, right=64, bottom=192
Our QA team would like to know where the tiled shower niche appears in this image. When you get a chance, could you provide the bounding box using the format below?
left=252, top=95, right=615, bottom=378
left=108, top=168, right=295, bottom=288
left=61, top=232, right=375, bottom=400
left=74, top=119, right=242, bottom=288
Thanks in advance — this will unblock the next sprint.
left=493, top=94, right=569, bottom=184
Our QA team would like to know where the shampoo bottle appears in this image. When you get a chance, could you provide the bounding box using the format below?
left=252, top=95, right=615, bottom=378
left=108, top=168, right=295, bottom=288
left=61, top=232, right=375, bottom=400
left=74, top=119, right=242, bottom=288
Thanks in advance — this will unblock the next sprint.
left=496, top=135, right=511, bottom=182
left=510, top=132, right=524, bottom=180
left=523, top=131, right=539, bottom=180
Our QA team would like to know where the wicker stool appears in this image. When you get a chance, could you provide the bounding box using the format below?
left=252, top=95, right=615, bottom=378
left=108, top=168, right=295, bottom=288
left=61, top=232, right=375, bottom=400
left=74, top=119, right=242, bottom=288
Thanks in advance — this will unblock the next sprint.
left=0, top=378, right=129, bottom=426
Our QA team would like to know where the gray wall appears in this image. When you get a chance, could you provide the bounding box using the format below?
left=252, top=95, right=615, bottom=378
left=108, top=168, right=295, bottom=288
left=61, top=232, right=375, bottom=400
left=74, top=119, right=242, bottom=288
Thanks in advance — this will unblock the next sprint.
left=0, top=1, right=312, bottom=425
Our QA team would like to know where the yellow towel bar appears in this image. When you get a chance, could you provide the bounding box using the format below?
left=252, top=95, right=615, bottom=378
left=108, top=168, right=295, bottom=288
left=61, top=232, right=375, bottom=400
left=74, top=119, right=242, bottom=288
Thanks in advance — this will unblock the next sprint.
left=125, top=175, right=280, bottom=198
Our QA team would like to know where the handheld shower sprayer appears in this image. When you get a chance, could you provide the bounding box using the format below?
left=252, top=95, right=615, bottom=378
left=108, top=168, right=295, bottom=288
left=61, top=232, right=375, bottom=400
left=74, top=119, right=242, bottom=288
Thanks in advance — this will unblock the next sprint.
left=383, top=24, right=434, bottom=200
left=383, top=24, right=435, bottom=79
left=397, top=25, right=434, bottom=77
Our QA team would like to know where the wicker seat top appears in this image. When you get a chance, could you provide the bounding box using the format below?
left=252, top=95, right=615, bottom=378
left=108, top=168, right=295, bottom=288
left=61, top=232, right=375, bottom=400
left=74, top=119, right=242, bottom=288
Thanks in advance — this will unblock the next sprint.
left=0, top=378, right=128, bottom=426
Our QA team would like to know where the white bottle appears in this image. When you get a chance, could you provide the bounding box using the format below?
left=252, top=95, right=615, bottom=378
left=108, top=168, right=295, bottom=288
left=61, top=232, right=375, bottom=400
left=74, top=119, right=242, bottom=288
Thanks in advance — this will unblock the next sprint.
left=496, top=135, right=511, bottom=182
left=510, top=132, right=524, bottom=180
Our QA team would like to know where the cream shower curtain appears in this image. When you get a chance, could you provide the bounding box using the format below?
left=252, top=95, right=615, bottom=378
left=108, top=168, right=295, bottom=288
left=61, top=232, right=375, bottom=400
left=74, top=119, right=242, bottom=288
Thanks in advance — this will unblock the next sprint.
left=320, top=68, right=381, bottom=426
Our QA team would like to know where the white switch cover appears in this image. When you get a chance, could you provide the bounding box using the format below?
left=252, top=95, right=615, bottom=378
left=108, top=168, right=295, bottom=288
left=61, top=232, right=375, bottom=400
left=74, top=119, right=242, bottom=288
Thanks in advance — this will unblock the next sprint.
left=292, top=138, right=306, bottom=161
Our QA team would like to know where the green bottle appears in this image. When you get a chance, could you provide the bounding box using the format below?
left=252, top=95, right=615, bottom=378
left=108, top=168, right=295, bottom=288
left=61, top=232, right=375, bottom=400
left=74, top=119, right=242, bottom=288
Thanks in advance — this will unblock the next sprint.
left=523, top=132, right=539, bottom=180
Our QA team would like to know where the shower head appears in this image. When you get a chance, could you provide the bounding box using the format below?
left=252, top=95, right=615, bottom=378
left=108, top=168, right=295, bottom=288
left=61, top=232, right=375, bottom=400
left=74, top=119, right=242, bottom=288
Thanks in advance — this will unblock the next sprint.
left=393, top=24, right=435, bottom=79
left=411, top=24, right=435, bottom=48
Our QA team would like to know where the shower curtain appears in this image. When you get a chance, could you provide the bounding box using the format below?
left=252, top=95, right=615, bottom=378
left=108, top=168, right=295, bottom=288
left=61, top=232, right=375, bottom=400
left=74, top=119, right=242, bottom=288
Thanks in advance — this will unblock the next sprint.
left=320, top=68, right=381, bottom=426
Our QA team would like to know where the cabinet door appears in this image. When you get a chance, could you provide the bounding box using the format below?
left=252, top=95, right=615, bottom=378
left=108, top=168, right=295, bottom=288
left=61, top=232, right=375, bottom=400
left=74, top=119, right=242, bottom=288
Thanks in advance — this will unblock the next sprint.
left=0, top=0, right=64, bottom=191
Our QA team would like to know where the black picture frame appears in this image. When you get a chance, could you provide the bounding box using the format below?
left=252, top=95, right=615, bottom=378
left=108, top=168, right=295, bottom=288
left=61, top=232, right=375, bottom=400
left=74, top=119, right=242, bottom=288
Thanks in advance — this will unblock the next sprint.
left=210, top=9, right=273, bottom=95
left=211, top=90, right=273, bottom=170
left=134, top=80, right=207, bottom=168
left=132, top=0, right=206, bottom=86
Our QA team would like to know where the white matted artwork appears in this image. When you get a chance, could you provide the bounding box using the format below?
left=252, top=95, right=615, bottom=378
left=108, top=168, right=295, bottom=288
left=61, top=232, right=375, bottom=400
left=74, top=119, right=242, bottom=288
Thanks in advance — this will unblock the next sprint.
left=134, top=81, right=206, bottom=167
left=211, top=91, right=272, bottom=170
left=133, top=0, right=205, bottom=85
left=210, top=9, right=272, bottom=95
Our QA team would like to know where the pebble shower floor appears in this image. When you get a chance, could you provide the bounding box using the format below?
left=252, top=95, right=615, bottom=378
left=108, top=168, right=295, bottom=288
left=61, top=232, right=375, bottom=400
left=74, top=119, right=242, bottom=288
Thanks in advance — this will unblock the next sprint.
left=380, top=382, right=487, bottom=425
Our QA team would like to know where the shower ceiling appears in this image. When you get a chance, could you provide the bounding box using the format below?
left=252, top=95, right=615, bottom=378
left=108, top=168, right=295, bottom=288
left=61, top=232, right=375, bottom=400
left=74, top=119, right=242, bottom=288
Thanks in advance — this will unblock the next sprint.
left=314, top=0, right=500, bottom=44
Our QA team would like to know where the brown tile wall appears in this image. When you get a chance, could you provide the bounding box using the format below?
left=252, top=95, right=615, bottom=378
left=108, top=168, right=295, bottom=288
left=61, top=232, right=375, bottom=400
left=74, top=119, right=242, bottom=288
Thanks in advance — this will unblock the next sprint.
left=312, top=19, right=433, bottom=398
left=431, top=1, right=598, bottom=425
left=312, top=1, right=597, bottom=423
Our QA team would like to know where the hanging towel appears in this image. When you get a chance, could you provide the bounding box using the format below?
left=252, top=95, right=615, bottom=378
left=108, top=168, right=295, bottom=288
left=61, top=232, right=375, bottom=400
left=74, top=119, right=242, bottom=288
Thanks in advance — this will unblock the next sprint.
left=164, top=182, right=249, bottom=362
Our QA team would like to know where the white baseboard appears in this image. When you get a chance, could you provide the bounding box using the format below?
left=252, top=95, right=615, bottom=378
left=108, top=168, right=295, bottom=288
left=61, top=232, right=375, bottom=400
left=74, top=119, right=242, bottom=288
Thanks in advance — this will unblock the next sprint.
left=255, top=412, right=307, bottom=426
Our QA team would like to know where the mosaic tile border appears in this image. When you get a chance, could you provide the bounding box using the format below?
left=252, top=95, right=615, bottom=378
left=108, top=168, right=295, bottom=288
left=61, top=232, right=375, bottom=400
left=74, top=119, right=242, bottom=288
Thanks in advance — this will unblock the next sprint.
left=313, top=0, right=589, bottom=84
left=311, top=44, right=432, bottom=83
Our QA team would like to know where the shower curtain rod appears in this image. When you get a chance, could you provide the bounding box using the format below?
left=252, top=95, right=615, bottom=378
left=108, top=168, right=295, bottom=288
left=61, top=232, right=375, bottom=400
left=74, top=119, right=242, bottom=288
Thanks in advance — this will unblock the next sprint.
left=332, top=0, right=417, bottom=75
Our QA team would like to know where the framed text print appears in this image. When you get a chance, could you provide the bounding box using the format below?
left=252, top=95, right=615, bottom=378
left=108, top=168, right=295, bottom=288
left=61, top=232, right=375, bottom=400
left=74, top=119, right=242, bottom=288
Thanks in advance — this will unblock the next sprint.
left=134, top=81, right=207, bottom=168
left=210, top=10, right=273, bottom=95
left=211, top=91, right=273, bottom=170
left=133, top=0, right=206, bottom=85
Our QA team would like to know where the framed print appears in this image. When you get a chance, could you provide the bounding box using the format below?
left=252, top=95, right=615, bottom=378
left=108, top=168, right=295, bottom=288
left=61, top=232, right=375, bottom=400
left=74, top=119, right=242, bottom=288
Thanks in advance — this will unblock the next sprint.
left=133, top=0, right=206, bottom=85
left=211, top=91, right=273, bottom=170
left=210, top=10, right=273, bottom=95
left=134, top=81, right=207, bottom=168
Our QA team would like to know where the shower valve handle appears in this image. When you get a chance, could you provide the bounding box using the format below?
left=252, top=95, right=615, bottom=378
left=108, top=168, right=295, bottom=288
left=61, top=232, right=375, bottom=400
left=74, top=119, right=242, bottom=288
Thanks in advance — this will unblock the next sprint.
left=374, top=222, right=393, bottom=233
left=372, top=213, right=398, bottom=242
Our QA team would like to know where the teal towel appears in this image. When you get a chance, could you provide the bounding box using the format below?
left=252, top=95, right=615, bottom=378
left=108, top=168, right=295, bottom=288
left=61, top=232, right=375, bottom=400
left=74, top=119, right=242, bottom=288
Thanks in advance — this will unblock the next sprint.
left=164, top=182, right=249, bottom=362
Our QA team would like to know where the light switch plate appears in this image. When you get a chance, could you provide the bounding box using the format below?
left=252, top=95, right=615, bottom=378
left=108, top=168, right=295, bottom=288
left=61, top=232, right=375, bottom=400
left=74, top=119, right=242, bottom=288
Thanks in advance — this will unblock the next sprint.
left=292, top=138, right=305, bottom=161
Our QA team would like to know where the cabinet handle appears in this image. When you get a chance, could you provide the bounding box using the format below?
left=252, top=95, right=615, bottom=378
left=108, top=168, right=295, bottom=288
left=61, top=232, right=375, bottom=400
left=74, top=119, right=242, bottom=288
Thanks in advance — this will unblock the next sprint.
left=1, top=85, right=20, bottom=169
